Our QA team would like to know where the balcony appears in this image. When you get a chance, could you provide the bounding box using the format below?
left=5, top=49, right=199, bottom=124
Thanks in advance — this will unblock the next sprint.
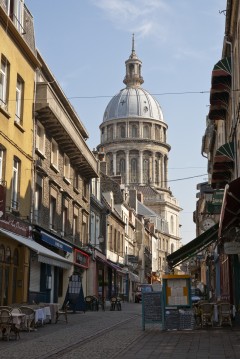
left=35, top=82, right=98, bottom=179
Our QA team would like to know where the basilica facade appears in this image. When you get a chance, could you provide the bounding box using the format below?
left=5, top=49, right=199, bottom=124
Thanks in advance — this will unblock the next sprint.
left=98, top=36, right=182, bottom=275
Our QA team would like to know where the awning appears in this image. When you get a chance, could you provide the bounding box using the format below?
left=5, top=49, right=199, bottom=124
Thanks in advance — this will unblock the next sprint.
left=219, top=178, right=240, bottom=237
left=107, top=260, right=127, bottom=274
left=167, top=223, right=219, bottom=268
left=128, top=272, right=140, bottom=282
left=0, top=228, right=72, bottom=270
left=212, top=57, right=231, bottom=77
left=214, top=142, right=234, bottom=162
left=40, top=231, right=72, bottom=253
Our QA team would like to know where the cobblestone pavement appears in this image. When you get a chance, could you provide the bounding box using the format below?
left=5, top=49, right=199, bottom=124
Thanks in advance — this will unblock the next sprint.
left=1, top=303, right=240, bottom=359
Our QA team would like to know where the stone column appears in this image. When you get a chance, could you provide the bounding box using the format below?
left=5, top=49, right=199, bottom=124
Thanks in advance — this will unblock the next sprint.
left=125, top=150, right=129, bottom=185
left=152, top=152, right=156, bottom=186
left=139, top=150, right=143, bottom=185
left=113, top=152, right=117, bottom=175
left=161, top=155, right=164, bottom=188
left=139, top=122, right=143, bottom=138
left=114, top=123, right=117, bottom=139
left=165, top=156, right=168, bottom=189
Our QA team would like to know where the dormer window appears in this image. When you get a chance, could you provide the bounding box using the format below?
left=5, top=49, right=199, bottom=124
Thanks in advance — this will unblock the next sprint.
left=5, top=0, right=25, bottom=34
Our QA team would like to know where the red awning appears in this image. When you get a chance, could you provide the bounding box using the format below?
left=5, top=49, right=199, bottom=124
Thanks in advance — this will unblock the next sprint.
left=219, top=178, right=240, bottom=237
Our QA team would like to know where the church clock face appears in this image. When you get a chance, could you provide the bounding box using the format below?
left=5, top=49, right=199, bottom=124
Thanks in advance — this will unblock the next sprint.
left=201, top=218, right=216, bottom=231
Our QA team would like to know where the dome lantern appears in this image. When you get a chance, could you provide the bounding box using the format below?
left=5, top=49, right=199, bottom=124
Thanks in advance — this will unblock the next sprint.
left=123, top=34, right=144, bottom=88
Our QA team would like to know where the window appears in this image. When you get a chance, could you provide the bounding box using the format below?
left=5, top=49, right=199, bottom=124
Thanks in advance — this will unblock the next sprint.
left=131, top=125, right=137, bottom=138
left=36, top=122, right=45, bottom=155
left=34, top=175, right=43, bottom=224
left=51, top=139, right=58, bottom=169
left=64, top=154, right=71, bottom=182
left=130, top=158, right=137, bottom=183
left=49, top=187, right=57, bottom=230
left=0, top=147, right=6, bottom=182
left=73, top=169, right=79, bottom=191
left=11, top=157, right=20, bottom=210
left=0, top=56, right=9, bottom=109
left=143, top=125, right=150, bottom=138
left=15, top=75, right=24, bottom=124
left=82, top=213, right=88, bottom=245
left=62, top=197, right=69, bottom=235
left=83, top=179, right=88, bottom=199
left=73, top=206, right=80, bottom=242
left=13, top=0, right=24, bottom=32
left=143, top=159, right=150, bottom=183
left=5, top=0, right=24, bottom=33
left=120, top=126, right=125, bottom=138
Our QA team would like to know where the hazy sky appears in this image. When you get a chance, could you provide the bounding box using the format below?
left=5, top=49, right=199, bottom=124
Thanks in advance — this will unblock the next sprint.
left=26, top=0, right=227, bottom=244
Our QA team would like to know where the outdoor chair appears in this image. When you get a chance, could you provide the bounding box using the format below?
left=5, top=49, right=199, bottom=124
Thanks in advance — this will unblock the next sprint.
left=199, top=303, right=214, bottom=327
left=218, top=302, right=232, bottom=327
left=85, top=296, right=94, bottom=311
left=110, top=297, right=121, bottom=311
left=0, top=309, right=12, bottom=341
left=55, top=301, right=69, bottom=324
left=19, top=306, right=35, bottom=331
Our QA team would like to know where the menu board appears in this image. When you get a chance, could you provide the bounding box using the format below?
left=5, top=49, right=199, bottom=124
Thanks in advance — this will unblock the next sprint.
left=163, top=275, right=190, bottom=307
left=142, top=291, right=163, bottom=330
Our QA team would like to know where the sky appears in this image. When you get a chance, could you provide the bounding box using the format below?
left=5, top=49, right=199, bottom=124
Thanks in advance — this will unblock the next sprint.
left=26, top=0, right=227, bottom=244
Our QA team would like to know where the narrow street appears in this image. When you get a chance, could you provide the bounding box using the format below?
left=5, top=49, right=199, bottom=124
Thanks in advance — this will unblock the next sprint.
left=1, top=303, right=240, bottom=359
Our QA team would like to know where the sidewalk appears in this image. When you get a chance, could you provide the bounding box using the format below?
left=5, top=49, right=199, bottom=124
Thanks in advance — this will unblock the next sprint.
left=1, top=303, right=240, bottom=359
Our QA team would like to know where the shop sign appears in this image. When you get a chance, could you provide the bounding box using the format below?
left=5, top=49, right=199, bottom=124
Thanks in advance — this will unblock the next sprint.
left=0, top=213, right=30, bottom=237
left=74, top=249, right=89, bottom=268
left=224, top=242, right=240, bottom=254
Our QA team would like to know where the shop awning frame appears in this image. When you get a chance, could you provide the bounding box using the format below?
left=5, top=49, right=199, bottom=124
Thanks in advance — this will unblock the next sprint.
left=219, top=178, right=240, bottom=237
left=0, top=228, right=72, bottom=270
left=167, top=223, right=219, bottom=268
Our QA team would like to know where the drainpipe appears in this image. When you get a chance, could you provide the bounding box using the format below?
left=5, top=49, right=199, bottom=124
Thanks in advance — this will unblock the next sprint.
left=225, top=38, right=238, bottom=178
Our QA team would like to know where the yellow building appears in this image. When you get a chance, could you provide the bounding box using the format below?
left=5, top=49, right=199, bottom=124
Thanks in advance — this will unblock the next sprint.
left=0, top=1, right=40, bottom=304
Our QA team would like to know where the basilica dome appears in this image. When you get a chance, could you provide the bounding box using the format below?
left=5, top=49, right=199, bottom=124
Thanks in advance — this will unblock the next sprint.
left=103, top=87, right=164, bottom=123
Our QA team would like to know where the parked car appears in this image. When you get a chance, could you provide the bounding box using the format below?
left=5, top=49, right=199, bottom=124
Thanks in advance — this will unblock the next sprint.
left=191, top=287, right=204, bottom=304
left=134, top=284, right=153, bottom=303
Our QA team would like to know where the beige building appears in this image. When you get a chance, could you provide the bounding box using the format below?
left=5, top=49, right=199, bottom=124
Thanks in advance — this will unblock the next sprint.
left=0, top=0, right=40, bottom=305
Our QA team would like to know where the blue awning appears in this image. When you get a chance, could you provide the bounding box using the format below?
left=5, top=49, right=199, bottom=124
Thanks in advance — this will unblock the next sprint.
left=40, top=231, right=72, bottom=253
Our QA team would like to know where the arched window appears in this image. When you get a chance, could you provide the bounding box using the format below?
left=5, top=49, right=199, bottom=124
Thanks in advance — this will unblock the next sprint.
left=120, top=126, right=126, bottom=138
left=171, top=243, right=174, bottom=254
left=131, top=125, right=137, bottom=138
left=0, top=245, right=5, bottom=262
left=108, top=126, right=113, bottom=140
left=170, top=215, right=174, bottom=234
left=143, top=159, right=150, bottom=183
left=130, top=158, right=138, bottom=183
left=119, top=159, right=125, bottom=180
left=13, top=249, right=19, bottom=266
left=143, top=125, right=150, bottom=138
left=5, top=247, right=11, bottom=264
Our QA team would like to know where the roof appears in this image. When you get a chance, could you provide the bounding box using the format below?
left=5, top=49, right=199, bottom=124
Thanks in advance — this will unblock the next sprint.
left=103, top=87, right=164, bottom=123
